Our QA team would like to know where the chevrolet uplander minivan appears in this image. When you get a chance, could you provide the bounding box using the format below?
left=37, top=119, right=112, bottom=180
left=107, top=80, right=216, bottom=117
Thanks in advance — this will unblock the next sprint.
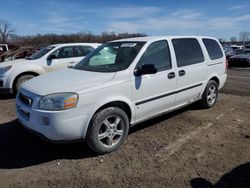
left=16, top=36, right=227, bottom=154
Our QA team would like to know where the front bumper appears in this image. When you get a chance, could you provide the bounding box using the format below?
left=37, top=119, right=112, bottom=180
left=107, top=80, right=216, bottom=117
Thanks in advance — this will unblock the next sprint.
left=0, top=74, right=13, bottom=94
left=16, top=90, right=90, bottom=142
left=219, top=74, right=227, bottom=90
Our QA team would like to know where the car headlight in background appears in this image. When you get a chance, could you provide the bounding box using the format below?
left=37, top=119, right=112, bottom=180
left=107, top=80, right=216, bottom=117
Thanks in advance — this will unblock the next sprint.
left=39, top=93, right=78, bottom=110
left=0, top=66, right=12, bottom=74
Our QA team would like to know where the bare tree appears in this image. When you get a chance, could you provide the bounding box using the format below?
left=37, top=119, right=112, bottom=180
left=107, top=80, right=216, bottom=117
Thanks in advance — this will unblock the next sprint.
left=239, top=31, right=250, bottom=45
left=230, top=37, right=237, bottom=43
left=9, top=32, right=147, bottom=47
left=0, top=20, right=15, bottom=43
left=218, top=38, right=226, bottom=45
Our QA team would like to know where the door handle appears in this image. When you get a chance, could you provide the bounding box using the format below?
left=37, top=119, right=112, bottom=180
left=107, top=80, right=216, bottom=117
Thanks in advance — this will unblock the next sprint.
left=168, top=72, right=175, bottom=79
left=178, top=70, right=186, bottom=76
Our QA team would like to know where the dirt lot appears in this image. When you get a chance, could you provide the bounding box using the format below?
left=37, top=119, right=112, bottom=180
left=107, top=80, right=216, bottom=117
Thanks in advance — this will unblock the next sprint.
left=0, top=68, right=250, bottom=188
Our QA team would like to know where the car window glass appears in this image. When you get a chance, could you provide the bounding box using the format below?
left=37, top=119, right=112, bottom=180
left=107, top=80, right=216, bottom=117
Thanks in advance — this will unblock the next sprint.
left=172, top=38, right=204, bottom=67
left=74, top=42, right=145, bottom=72
left=137, top=40, right=171, bottom=71
left=203, top=39, right=223, bottom=60
left=51, top=47, right=74, bottom=59
left=75, top=46, right=94, bottom=57
left=27, top=46, right=54, bottom=60
left=89, top=46, right=116, bottom=66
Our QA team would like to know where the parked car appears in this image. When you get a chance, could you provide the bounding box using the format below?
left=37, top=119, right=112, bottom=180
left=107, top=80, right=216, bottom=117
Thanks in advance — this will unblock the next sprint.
left=228, top=49, right=250, bottom=67
left=1, top=47, right=40, bottom=62
left=0, top=44, right=9, bottom=62
left=16, top=36, right=227, bottom=154
left=223, top=46, right=236, bottom=59
left=230, top=45, right=245, bottom=50
left=0, top=43, right=100, bottom=94
left=0, top=44, right=9, bottom=53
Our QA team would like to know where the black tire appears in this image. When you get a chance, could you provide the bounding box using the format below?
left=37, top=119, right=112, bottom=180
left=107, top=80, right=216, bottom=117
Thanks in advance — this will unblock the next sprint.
left=87, top=107, right=129, bottom=154
left=15, top=75, right=35, bottom=93
left=199, top=80, right=218, bottom=109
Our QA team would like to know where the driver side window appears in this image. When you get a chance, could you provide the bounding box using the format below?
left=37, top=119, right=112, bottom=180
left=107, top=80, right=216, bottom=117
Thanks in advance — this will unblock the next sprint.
left=137, top=40, right=171, bottom=71
left=51, top=47, right=74, bottom=59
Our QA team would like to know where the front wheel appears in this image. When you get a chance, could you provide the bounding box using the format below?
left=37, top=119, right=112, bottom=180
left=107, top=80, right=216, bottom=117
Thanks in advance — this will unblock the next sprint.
left=14, top=75, right=35, bottom=93
left=86, top=107, right=129, bottom=154
left=199, top=80, right=218, bottom=108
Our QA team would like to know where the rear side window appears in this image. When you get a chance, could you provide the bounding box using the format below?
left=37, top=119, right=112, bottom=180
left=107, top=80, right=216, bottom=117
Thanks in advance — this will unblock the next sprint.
left=138, top=40, right=171, bottom=71
left=172, top=38, right=204, bottom=67
left=202, top=38, right=223, bottom=60
left=51, top=46, right=74, bottom=59
left=74, top=46, right=94, bottom=57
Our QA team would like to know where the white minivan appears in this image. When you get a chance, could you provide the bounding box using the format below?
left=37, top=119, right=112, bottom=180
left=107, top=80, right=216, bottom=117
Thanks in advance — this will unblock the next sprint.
left=16, top=36, right=227, bottom=154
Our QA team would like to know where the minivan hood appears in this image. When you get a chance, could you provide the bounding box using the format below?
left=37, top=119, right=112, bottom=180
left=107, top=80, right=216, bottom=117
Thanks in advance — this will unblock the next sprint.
left=21, top=68, right=116, bottom=96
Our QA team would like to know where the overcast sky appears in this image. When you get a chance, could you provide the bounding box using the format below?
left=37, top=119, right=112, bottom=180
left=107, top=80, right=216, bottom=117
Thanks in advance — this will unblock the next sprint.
left=0, top=0, right=250, bottom=40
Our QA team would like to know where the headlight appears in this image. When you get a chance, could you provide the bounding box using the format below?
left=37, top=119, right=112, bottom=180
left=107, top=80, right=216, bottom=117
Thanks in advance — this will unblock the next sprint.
left=39, top=93, right=78, bottom=111
left=0, top=66, right=12, bottom=74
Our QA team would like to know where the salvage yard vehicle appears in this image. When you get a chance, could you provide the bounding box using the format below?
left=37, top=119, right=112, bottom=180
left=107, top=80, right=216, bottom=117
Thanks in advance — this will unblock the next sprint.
left=16, top=36, right=227, bottom=154
left=0, top=43, right=100, bottom=94
left=4, top=47, right=40, bottom=61
left=223, top=46, right=236, bottom=59
left=228, top=49, right=250, bottom=67
left=0, top=44, right=9, bottom=62
left=1, top=47, right=40, bottom=62
left=0, top=44, right=9, bottom=53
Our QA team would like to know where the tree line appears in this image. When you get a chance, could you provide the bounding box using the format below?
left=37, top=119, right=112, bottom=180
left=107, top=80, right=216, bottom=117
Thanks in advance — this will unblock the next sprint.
left=0, top=19, right=146, bottom=47
left=9, top=32, right=147, bottom=47
left=219, top=31, right=250, bottom=45
left=1, top=19, right=249, bottom=47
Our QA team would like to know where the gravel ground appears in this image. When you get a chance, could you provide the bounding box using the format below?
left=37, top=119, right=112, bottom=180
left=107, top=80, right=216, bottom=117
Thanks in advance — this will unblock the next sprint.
left=0, top=68, right=250, bottom=188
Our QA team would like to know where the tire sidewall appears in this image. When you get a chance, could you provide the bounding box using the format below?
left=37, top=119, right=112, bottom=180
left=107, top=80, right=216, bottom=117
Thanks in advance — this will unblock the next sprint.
left=15, top=75, right=34, bottom=92
left=205, top=80, right=218, bottom=108
left=87, top=107, right=129, bottom=154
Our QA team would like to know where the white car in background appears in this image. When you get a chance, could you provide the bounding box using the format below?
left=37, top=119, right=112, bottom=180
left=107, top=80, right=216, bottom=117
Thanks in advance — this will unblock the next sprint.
left=0, top=43, right=100, bottom=94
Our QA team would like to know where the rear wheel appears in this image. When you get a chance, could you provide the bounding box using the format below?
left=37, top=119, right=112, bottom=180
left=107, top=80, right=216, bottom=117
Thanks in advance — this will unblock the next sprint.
left=199, top=80, right=218, bottom=108
left=87, top=107, right=129, bottom=154
left=15, top=75, right=35, bottom=93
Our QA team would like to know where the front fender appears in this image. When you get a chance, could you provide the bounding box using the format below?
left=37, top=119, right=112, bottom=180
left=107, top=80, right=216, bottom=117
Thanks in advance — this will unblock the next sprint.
left=7, top=65, right=46, bottom=89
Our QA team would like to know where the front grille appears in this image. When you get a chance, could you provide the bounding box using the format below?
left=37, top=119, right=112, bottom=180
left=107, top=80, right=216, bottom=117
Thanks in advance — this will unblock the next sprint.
left=0, top=80, right=3, bottom=87
left=19, top=93, right=33, bottom=107
left=17, top=104, right=30, bottom=120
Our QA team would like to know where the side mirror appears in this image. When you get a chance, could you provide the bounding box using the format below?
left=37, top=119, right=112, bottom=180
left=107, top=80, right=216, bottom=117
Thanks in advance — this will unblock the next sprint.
left=47, top=54, right=56, bottom=60
left=134, top=64, right=157, bottom=76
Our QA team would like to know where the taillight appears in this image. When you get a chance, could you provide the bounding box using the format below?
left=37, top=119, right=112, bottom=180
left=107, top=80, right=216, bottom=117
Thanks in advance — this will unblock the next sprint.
left=225, top=59, right=228, bottom=73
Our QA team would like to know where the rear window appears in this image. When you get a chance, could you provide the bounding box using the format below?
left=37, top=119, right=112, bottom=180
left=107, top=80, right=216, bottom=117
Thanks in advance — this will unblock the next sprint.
left=172, top=38, right=204, bottom=67
left=203, top=38, right=223, bottom=60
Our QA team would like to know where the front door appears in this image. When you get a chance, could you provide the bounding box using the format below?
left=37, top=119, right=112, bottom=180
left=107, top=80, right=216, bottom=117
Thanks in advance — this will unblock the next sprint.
left=132, top=40, right=177, bottom=122
left=46, top=46, right=76, bottom=72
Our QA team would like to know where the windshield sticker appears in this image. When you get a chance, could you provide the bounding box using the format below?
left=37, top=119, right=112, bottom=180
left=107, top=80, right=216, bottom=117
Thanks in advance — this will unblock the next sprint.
left=121, top=43, right=137, bottom=48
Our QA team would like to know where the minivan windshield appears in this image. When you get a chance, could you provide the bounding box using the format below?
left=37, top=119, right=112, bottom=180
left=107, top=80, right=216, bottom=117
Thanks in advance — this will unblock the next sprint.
left=26, top=46, right=55, bottom=60
left=74, top=42, right=145, bottom=72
